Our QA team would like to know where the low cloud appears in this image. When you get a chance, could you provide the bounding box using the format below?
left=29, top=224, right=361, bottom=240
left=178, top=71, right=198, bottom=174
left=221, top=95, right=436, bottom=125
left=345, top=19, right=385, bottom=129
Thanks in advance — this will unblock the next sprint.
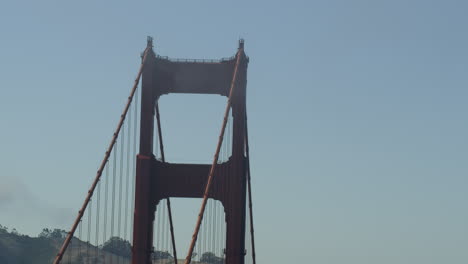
left=0, top=176, right=74, bottom=235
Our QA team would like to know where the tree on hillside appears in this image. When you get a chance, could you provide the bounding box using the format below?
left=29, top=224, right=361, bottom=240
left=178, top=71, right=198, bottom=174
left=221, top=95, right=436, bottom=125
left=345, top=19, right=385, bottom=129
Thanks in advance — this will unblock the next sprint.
left=101, top=237, right=132, bottom=258
left=152, top=250, right=172, bottom=260
left=38, top=228, right=67, bottom=240
left=0, top=224, right=8, bottom=234
left=0, top=226, right=56, bottom=264
left=200, top=252, right=223, bottom=264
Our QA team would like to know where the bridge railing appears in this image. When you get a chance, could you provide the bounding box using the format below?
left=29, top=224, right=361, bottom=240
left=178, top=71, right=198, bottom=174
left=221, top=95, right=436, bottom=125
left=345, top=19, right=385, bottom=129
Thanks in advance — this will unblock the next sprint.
left=156, top=55, right=236, bottom=63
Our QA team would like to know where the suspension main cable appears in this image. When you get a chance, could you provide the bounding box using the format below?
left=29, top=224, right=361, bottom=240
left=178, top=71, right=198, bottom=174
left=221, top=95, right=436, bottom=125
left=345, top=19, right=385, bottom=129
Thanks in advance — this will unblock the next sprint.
left=155, top=104, right=179, bottom=264
left=183, top=47, right=243, bottom=264
left=53, top=43, right=152, bottom=264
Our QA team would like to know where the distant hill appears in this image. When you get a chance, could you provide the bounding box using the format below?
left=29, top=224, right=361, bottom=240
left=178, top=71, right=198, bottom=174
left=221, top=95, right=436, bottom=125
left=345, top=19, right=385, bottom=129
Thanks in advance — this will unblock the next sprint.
left=0, top=226, right=133, bottom=264
left=0, top=225, right=215, bottom=264
left=0, top=227, right=59, bottom=263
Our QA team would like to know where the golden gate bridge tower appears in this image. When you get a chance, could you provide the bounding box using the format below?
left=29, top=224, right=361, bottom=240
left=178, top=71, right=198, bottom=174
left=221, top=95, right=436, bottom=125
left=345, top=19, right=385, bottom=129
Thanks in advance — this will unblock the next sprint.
left=53, top=37, right=256, bottom=264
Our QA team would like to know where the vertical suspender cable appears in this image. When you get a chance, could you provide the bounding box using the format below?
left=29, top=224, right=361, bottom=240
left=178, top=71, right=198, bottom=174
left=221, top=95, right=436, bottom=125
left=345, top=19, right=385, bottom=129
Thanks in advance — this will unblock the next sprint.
left=103, top=164, right=109, bottom=263
left=183, top=47, right=243, bottom=264
left=245, top=113, right=256, bottom=264
left=210, top=199, right=214, bottom=255
left=78, top=221, right=82, bottom=260
left=53, top=45, right=152, bottom=264
left=155, top=203, right=159, bottom=255
left=118, top=125, right=125, bottom=264
left=213, top=198, right=217, bottom=257
left=95, top=178, right=101, bottom=259
left=118, top=121, right=125, bottom=243
left=124, top=105, right=132, bottom=242
left=111, top=143, right=117, bottom=245
left=130, top=78, right=139, bottom=243
left=155, top=104, right=178, bottom=264
left=162, top=199, right=167, bottom=252
left=86, top=198, right=92, bottom=261
left=68, top=234, right=72, bottom=263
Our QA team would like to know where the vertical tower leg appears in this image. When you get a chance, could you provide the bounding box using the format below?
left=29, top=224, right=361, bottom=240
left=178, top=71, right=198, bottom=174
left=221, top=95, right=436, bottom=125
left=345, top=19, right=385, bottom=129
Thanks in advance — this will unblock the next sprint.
left=132, top=156, right=155, bottom=264
left=225, top=176, right=247, bottom=264
left=225, top=58, right=247, bottom=264
left=132, top=49, right=156, bottom=264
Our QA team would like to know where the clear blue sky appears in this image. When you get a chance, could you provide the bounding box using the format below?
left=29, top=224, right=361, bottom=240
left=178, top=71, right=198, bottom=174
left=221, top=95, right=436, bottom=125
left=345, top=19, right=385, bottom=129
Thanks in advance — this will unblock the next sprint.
left=1, top=1, right=467, bottom=263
